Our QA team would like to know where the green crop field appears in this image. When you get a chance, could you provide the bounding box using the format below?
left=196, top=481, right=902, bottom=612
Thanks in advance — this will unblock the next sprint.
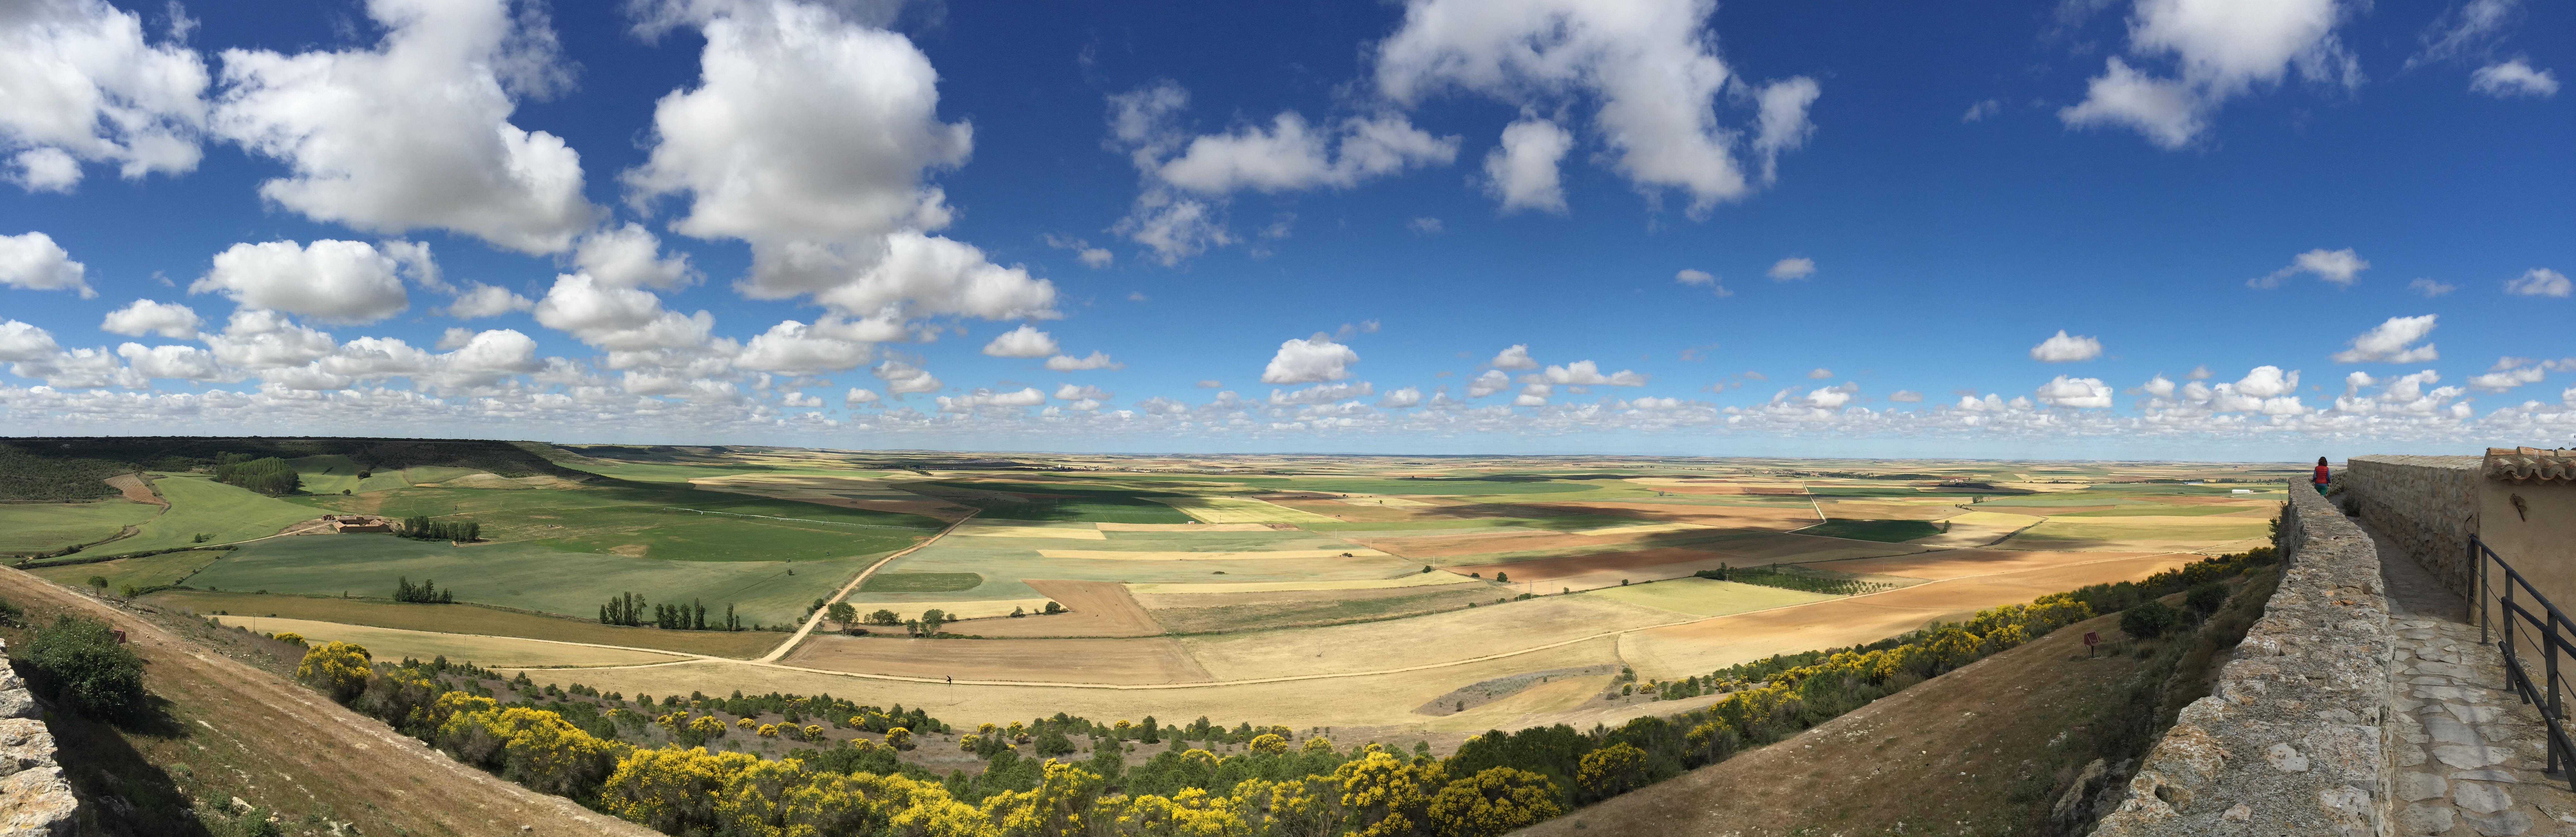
left=51, top=474, right=321, bottom=557
left=2051, top=504, right=2265, bottom=517
left=298, top=481, right=943, bottom=562
left=859, top=572, right=984, bottom=592
left=29, top=549, right=223, bottom=591
left=182, top=535, right=875, bottom=625
left=1801, top=519, right=1944, bottom=542
left=139, top=591, right=783, bottom=658
left=0, top=500, right=161, bottom=553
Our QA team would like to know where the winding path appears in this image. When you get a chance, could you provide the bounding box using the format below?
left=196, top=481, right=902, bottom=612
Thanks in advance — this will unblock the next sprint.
left=757, top=510, right=978, bottom=662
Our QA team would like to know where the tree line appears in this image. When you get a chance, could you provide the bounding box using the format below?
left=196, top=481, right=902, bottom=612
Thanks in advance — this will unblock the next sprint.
left=398, top=516, right=481, bottom=542
left=213, top=453, right=301, bottom=496
left=393, top=577, right=453, bottom=604
left=599, top=593, right=749, bottom=631
left=1695, top=563, right=1896, bottom=596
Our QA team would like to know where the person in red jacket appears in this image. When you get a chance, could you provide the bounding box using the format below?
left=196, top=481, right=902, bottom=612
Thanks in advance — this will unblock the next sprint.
left=2313, top=456, right=2330, bottom=494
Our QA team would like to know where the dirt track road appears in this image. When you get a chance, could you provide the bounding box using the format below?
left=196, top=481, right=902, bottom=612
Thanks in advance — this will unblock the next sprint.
left=0, top=568, right=658, bottom=836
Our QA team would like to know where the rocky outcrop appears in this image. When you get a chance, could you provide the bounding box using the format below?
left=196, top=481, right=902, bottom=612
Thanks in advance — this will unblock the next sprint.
left=2091, top=484, right=2392, bottom=835
left=0, top=643, right=75, bottom=837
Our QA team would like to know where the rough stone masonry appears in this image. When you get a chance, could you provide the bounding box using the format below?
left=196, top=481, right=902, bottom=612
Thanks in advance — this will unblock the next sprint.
left=2092, top=482, right=2393, bottom=834
left=0, top=640, right=76, bottom=837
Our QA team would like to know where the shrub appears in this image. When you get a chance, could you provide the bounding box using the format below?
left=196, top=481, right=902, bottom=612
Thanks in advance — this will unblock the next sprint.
left=298, top=642, right=373, bottom=703
left=1043, top=601, right=1064, bottom=615
left=1427, top=767, right=1563, bottom=837
left=2120, top=599, right=2180, bottom=639
left=885, top=727, right=914, bottom=750
left=1249, top=733, right=1288, bottom=755
left=2185, top=582, right=2228, bottom=617
left=1575, top=743, right=1646, bottom=802
left=21, top=614, right=148, bottom=721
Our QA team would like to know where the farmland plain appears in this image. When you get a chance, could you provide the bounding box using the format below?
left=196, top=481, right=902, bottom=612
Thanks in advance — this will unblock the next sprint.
left=0, top=441, right=2296, bottom=737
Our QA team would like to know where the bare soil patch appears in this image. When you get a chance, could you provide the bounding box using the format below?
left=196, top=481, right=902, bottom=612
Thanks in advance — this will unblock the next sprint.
left=1440, top=534, right=1922, bottom=591
left=779, top=635, right=1214, bottom=684
left=104, top=473, right=163, bottom=507
left=1136, top=583, right=1506, bottom=634
left=1516, top=613, right=2143, bottom=836
left=1361, top=528, right=1715, bottom=560
left=957, top=579, right=1164, bottom=637
left=1531, top=501, right=1820, bottom=529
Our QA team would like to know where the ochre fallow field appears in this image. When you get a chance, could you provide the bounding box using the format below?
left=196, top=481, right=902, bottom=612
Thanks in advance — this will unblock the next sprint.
left=211, top=616, right=689, bottom=668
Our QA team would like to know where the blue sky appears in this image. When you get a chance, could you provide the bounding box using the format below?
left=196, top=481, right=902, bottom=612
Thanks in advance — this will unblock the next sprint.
left=1, top=0, right=2570, bottom=459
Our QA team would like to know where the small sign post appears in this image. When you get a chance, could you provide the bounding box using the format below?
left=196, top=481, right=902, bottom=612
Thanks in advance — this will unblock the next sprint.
left=2083, top=631, right=2100, bottom=658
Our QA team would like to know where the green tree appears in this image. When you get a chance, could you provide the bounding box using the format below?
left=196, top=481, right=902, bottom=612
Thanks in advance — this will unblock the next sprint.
left=2120, top=598, right=2180, bottom=638
left=825, top=602, right=856, bottom=625
left=23, top=614, right=148, bottom=721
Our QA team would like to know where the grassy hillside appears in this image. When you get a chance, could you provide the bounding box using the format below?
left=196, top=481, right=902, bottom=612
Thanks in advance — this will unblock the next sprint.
left=0, top=568, right=663, bottom=836
left=0, top=500, right=159, bottom=554
left=61, top=474, right=316, bottom=556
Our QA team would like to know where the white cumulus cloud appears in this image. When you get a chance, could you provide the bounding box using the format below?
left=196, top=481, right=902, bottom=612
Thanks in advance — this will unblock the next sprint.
left=1467, top=369, right=1512, bottom=397
left=1377, top=0, right=1820, bottom=214
left=734, top=319, right=873, bottom=374
left=0, top=231, right=93, bottom=296
left=0, top=0, right=209, bottom=192
left=443, top=284, right=535, bottom=319
left=872, top=358, right=941, bottom=395
left=2330, top=315, right=2439, bottom=363
left=1490, top=344, right=1538, bottom=370
left=573, top=222, right=696, bottom=290
left=1768, top=258, right=1815, bottom=280
left=2059, top=0, right=2358, bottom=149
left=192, top=240, right=422, bottom=324
left=211, top=0, right=598, bottom=253
left=2505, top=268, right=2570, bottom=298
left=1261, top=334, right=1358, bottom=384
left=1542, top=360, right=1647, bottom=386
left=980, top=324, right=1058, bottom=358
left=100, top=298, right=200, bottom=338
left=2029, top=330, right=2104, bottom=362
left=625, top=0, right=1052, bottom=327
left=1481, top=116, right=1572, bottom=213
left=2035, top=375, right=2114, bottom=409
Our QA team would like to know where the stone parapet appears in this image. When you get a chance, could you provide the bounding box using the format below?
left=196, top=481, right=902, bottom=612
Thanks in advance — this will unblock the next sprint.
left=2344, top=455, right=2479, bottom=600
left=2091, top=484, right=2393, bottom=835
left=0, top=641, right=74, bottom=837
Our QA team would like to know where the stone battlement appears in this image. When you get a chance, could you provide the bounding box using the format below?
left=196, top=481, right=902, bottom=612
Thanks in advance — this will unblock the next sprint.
left=0, top=640, right=77, bottom=836
left=2091, top=482, right=2392, bottom=834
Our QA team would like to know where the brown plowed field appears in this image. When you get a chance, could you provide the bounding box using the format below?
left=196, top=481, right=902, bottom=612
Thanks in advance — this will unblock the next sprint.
left=1800, top=548, right=2158, bottom=582
left=1440, top=535, right=1927, bottom=590
left=1357, top=527, right=1735, bottom=560
left=956, top=579, right=1164, bottom=637
left=1528, top=501, right=1820, bottom=529
left=104, top=473, right=163, bottom=506
left=779, top=635, right=1214, bottom=684
left=1617, top=552, right=2194, bottom=678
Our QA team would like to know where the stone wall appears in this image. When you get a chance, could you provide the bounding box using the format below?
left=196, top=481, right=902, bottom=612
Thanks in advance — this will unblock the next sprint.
left=0, top=640, right=75, bottom=836
left=2090, top=484, right=2393, bottom=835
left=2344, top=455, right=2480, bottom=600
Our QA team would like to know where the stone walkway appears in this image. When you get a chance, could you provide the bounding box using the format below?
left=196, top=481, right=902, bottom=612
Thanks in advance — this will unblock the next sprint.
left=2375, top=522, right=2576, bottom=835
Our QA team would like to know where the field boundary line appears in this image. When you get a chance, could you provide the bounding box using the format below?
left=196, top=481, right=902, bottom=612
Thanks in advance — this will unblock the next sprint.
left=550, top=548, right=2201, bottom=691
left=758, top=509, right=979, bottom=663
left=662, top=507, right=943, bottom=531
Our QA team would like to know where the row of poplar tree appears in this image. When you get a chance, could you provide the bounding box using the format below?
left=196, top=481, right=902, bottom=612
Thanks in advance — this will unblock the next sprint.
left=598, top=593, right=749, bottom=631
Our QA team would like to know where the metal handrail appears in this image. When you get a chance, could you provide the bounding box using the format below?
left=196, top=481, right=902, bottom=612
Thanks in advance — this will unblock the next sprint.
left=2474, top=534, right=2576, bottom=790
